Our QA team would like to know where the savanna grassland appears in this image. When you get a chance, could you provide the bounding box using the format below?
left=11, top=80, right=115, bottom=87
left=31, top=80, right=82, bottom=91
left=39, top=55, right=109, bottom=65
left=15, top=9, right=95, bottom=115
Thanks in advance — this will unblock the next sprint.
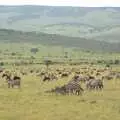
left=0, top=64, right=120, bottom=120
left=0, top=72, right=120, bottom=120
left=0, top=5, right=120, bottom=120
left=0, top=41, right=120, bottom=120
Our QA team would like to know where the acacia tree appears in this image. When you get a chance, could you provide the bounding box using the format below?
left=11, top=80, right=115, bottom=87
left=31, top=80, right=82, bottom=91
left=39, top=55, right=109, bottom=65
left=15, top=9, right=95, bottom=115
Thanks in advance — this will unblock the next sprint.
left=64, top=52, right=68, bottom=58
left=44, top=60, right=52, bottom=70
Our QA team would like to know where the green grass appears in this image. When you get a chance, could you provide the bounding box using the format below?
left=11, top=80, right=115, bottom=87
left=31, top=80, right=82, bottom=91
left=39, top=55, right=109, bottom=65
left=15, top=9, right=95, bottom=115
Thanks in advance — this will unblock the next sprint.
left=0, top=42, right=120, bottom=65
left=0, top=41, right=119, bottom=120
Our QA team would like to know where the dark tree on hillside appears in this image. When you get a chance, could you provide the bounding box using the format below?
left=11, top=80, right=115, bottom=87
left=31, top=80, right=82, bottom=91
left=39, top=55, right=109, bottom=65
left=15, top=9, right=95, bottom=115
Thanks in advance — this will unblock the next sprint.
left=64, top=52, right=68, bottom=58
left=44, top=60, right=52, bottom=70
left=114, top=60, right=119, bottom=64
left=30, top=48, right=39, bottom=54
left=11, top=52, right=16, bottom=56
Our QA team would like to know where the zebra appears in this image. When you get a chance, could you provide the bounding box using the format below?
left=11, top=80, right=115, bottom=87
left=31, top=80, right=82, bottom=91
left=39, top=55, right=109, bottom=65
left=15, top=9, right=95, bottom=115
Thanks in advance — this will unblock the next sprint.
left=86, top=79, right=103, bottom=90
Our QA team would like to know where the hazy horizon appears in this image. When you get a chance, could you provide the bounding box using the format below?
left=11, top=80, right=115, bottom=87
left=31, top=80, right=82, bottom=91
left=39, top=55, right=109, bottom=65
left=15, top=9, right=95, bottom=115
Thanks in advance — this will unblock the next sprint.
left=0, top=0, right=120, bottom=7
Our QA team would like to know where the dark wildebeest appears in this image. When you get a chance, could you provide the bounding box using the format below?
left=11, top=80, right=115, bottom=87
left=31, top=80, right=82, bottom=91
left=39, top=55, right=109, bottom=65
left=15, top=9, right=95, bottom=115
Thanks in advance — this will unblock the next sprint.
left=2, top=73, right=8, bottom=78
left=61, top=72, right=69, bottom=78
left=42, top=75, right=51, bottom=82
left=40, top=72, right=46, bottom=76
left=72, top=75, right=89, bottom=83
left=21, top=71, right=27, bottom=76
left=30, top=70, right=34, bottom=73
left=86, top=79, right=103, bottom=90
left=2, top=73, right=11, bottom=81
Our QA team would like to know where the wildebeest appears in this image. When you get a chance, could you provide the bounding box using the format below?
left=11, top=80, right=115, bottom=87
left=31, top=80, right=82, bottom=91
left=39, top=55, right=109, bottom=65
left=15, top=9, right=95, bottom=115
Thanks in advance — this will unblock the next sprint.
left=2, top=73, right=11, bottom=81
left=42, top=75, right=51, bottom=82
left=61, top=72, right=69, bottom=78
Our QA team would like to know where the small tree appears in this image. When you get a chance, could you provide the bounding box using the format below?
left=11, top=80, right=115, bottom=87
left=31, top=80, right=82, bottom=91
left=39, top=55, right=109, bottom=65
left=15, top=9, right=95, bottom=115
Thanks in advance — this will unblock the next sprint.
left=44, top=60, right=52, bottom=70
left=105, top=64, right=110, bottom=68
left=11, top=52, right=16, bottom=56
left=0, top=62, right=4, bottom=66
left=30, top=48, right=39, bottom=54
left=114, top=59, right=119, bottom=65
left=64, top=52, right=68, bottom=58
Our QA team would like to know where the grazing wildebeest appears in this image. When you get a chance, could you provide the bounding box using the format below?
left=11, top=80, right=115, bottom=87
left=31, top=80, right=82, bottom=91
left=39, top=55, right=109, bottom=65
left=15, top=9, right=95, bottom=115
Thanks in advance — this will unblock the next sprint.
left=30, top=70, right=34, bottom=73
left=61, top=72, right=69, bottom=78
left=13, top=76, right=21, bottom=80
left=40, top=72, right=46, bottom=76
left=72, top=74, right=89, bottom=83
left=2, top=73, right=11, bottom=81
left=2, top=73, right=8, bottom=78
left=42, top=75, right=51, bottom=82
left=86, top=79, right=103, bottom=90
left=75, top=71, right=81, bottom=74
left=21, top=71, right=27, bottom=76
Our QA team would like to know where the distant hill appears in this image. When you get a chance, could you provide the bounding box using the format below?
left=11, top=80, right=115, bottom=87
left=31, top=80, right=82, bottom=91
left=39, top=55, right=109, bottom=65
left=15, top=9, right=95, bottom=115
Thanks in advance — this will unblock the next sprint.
left=0, top=28, right=120, bottom=52
left=0, top=5, right=120, bottom=44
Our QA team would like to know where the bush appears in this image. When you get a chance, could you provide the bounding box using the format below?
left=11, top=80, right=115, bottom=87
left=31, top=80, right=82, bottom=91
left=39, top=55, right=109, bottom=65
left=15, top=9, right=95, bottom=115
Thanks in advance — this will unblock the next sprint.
left=0, top=62, right=4, bottom=66
left=105, top=64, right=110, bottom=68
left=44, top=60, right=52, bottom=69
left=114, top=60, right=119, bottom=64
left=30, top=48, right=39, bottom=54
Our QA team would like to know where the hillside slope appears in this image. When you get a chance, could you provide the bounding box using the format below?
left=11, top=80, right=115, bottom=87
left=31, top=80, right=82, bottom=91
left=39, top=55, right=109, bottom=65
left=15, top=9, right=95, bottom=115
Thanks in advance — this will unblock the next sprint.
left=0, top=29, right=120, bottom=52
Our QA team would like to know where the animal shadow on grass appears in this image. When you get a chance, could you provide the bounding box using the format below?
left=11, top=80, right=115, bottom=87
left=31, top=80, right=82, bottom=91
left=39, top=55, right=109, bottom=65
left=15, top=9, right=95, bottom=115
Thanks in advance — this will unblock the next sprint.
left=77, top=99, right=97, bottom=104
left=77, top=99, right=87, bottom=103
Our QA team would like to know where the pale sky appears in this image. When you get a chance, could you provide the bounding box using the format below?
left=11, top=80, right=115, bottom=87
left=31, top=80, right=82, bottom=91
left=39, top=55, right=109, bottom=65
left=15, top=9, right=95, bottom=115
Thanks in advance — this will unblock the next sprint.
left=0, top=0, right=120, bottom=7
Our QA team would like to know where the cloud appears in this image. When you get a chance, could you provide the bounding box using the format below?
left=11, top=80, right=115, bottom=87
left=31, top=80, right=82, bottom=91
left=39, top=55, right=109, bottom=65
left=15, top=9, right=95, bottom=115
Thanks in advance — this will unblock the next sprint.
left=0, top=0, right=120, bottom=7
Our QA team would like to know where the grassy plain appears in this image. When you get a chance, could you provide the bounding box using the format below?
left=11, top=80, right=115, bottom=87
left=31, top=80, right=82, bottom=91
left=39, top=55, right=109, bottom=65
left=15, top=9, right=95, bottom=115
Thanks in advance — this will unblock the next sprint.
left=0, top=42, right=120, bottom=120
left=0, top=64, right=120, bottom=120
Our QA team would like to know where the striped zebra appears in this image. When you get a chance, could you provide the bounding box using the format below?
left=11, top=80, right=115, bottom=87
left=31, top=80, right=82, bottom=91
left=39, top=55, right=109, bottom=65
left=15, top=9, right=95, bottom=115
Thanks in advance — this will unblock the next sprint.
left=65, top=81, right=84, bottom=95
left=7, top=76, right=21, bottom=88
left=46, top=81, right=84, bottom=95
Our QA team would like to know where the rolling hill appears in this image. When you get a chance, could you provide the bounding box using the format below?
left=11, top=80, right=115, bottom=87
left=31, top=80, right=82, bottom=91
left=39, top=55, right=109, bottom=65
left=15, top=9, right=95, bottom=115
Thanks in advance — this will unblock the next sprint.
left=0, top=28, right=120, bottom=52
left=0, top=5, right=120, bottom=52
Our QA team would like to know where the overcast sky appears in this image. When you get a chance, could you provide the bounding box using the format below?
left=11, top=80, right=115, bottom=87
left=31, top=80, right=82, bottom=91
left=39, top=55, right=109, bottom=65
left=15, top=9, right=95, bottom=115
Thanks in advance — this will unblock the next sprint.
left=0, top=0, right=120, bottom=7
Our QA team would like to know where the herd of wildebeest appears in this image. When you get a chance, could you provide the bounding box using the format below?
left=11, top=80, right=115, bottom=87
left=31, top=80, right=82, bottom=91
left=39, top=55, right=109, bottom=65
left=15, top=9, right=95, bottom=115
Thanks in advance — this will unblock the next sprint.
left=0, top=65, right=120, bottom=95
